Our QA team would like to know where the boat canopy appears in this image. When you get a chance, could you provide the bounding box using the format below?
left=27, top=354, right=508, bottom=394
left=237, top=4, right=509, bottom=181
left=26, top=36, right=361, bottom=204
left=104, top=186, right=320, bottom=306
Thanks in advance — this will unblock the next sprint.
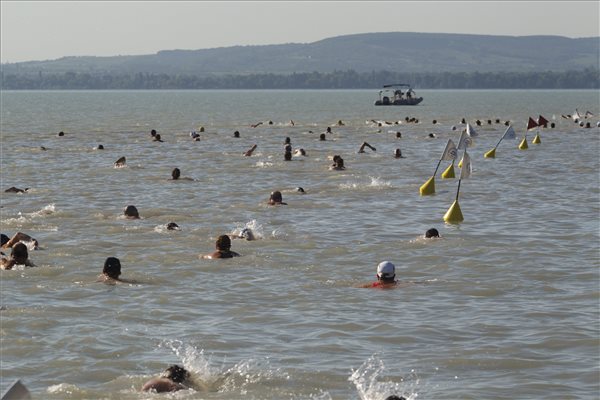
left=382, top=83, right=413, bottom=88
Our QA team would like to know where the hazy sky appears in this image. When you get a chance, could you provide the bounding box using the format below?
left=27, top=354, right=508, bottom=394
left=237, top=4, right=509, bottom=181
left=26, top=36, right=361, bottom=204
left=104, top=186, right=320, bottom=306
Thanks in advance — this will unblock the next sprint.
left=2, top=1, right=599, bottom=63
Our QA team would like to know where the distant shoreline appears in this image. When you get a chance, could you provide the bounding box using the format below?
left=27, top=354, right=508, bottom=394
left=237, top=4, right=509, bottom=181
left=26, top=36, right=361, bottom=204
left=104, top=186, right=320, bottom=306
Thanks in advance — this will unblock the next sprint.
left=2, top=69, right=598, bottom=90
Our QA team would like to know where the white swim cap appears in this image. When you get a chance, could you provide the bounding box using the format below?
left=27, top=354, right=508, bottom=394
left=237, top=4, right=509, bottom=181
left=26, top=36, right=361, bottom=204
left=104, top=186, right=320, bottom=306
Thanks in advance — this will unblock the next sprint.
left=377, top=261, right=395, bottom=279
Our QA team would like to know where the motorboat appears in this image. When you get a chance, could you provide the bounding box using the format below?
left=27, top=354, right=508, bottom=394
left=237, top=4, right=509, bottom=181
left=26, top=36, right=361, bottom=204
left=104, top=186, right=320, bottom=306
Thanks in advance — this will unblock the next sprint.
left=374, top=84, right=423, bottom=106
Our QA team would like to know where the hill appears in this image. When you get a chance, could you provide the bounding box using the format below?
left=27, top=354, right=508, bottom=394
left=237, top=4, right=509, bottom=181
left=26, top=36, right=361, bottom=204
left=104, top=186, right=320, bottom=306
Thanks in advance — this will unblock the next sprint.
left=2, top=32, right=598, bottom=76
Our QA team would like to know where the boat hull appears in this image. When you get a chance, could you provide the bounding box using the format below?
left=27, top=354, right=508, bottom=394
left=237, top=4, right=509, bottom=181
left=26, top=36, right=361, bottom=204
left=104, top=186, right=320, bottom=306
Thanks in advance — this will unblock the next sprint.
left=375, top=97, right=423, bottom=106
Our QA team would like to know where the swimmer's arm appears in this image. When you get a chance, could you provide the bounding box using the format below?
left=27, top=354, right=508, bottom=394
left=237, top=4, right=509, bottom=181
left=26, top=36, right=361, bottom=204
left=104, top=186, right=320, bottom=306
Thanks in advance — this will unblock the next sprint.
left=141, top=378, right=182, bottom=393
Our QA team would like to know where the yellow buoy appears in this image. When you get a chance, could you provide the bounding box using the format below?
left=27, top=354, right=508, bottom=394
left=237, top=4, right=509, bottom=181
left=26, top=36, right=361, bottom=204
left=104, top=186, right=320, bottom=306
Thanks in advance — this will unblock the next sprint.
left=419, top=176, right=435, bottom=196
left=532, top=133, right=541, bottom=144
left=443, top=200, right=464, bottom=224
left=484, top=148, right=496, bottom=158
left=458, top=157, right=463, bottom=168
left=518, top=137, right=528, bottom=150
left=441, top=163, right=455, bottom=179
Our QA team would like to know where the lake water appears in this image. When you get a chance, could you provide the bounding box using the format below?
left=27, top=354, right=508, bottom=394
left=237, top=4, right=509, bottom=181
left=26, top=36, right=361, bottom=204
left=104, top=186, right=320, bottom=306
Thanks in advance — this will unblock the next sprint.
left=1, top=90, right=599, bottom=400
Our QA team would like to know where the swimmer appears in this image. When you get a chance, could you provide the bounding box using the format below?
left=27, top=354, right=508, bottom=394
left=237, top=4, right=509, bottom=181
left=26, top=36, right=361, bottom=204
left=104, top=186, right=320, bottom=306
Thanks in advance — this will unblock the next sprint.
left=296, top=187, right=305, bottom=193
left=233, top=130, right=240, bottom=138
left=361, top=261, right=397, bottom=288
left=244, top=144, right=257, bottom=156
left=425, top=228, right=440, bottom=238
left=289, top=120, right=295, bottom=126
left=358, top=142, right=376, bottom=153
left=319, top=133, right=326, bottom=141
left=124, top=205, right=140, bottom=219
left=141, top=365, right=190, bottom=393
left=97, top=257, right=122, bottom=283
left=199, top=127, right=205, bottom=132
left=268, top=191, right=288, bottom=205
left=190, top=131, right=200, bottom=140
left=150, top=129, right=157, bottom=137
left=5, top=187, right=28, bottom=193
left=428, top=133, right=436, bottom=138
left=396, top=131, right=402, bottom=138
left=385, top=396, right=407, bottom=400
left=1, top=243, right=35, bottom=270
left=1, top=232, right=38, bottom=250
left=337, top=120, right=344, bottom=126
left=294, top=148, right=307, bottom=156
left=330, top=155, right=345, bottom=170
left=57, top=131, right=65, bottom=137
left=153, top=134, right=164, bottom=142
left=114, top=156, right=126, bottom=168
left=202, top=235, right=241, bottom=259
left=284, top=137, right=291, bottom=145
left=394, top=148, right=404, bottom=158
left=326, top=127, right=332, bottom=134
left=170, top=168, right=193, bottom=181
left=251, top=122, right=263, bottom=128
left=166, top=222, right=180, bottom=231
left=96, top=144, right=104, bottom=150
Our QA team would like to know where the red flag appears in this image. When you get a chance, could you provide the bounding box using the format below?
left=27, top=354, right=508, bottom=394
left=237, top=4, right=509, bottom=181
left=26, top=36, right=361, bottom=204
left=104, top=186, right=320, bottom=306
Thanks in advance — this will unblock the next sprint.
left=527, top=117, right=538, bottom=130
left=537, top=115, right=549, bottom=128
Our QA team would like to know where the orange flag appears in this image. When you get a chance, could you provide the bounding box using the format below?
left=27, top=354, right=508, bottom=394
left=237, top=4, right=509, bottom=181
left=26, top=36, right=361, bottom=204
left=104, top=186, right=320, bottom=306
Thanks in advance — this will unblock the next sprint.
left=527, top=117, right=538, bottom=130
left=537, top=115, right=549, bottom=128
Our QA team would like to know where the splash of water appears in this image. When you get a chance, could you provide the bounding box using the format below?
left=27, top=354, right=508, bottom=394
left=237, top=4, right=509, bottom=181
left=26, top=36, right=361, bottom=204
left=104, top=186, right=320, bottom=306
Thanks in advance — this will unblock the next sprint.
left=349, top=354, right=418, bottom=400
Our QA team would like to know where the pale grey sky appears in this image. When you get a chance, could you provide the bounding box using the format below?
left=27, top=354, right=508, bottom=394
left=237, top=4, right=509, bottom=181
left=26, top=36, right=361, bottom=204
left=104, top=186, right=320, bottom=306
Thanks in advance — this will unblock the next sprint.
left=1, top=1, right=599, bottom=63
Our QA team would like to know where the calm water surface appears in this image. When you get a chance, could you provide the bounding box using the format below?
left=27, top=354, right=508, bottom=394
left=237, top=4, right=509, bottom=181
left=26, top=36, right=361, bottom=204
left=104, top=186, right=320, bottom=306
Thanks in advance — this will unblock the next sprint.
left=1, top=90, right=599, bottom=399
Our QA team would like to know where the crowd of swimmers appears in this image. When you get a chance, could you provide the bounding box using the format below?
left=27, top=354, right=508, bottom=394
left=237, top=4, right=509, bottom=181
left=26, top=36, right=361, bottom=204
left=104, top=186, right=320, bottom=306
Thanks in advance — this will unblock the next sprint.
left=3, top=112, right=592, bottom=395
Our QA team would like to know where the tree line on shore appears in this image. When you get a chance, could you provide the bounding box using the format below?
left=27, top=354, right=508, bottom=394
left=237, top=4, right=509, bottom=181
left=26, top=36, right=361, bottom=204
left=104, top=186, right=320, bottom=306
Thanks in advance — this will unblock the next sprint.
left=1, top=68, right=598, bottom=90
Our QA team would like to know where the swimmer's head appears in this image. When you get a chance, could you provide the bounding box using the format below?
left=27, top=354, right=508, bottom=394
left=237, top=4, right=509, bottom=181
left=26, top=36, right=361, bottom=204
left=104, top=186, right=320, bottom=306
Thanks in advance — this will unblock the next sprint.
left=284, top=137, right=291, bottom=144
left=58, top=131, right=65, bottom=137
left=428, top=133, right=435, bottom=138
left=150, top=129, right=157, bottom=136
left=384, top=396, right=407, bottom=400
left=124, top=205, right=140, bottom=219
left=377, top=261, right=395, bottom=281
left=103, top=257, right=121, bottom=279
left=161, top=365, right=190, bottom=383
left=172, top=168, right=181, bottom=180
left=296, top=187, right=305, bottom=193
left=233, top=130, right=240, bottom=138
left=269, top=191, right=283, bottom=204
left=396, top=131, right=402, bottom=138
left=1, top=234, right=9, bottom=247
left=166, top=222, right=180, bottom=231
left=425, top=228, right=440, bottom=238
left=216, top=235, right=232, bottom=251
left=326, top=127, right=332, bottom=133
left=319, top=133, right=326, bottom=141
left=97, top=145, right=104, bottom=150
left=11, top=243, right=29, bottom=263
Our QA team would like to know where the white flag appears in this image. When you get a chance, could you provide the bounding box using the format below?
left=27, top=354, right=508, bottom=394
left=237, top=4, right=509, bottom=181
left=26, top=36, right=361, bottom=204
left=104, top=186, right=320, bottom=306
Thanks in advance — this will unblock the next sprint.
left=501, top=126, right=516, bottom=140
left=457, top=130, right=472, bottom=149
left=573, top=109, right=582, bottom=120
left=466, top=123, right=478, bottom=137
left=460, top=151, right=472, bottom=179
left=441, top=139, right=458, bottom=160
